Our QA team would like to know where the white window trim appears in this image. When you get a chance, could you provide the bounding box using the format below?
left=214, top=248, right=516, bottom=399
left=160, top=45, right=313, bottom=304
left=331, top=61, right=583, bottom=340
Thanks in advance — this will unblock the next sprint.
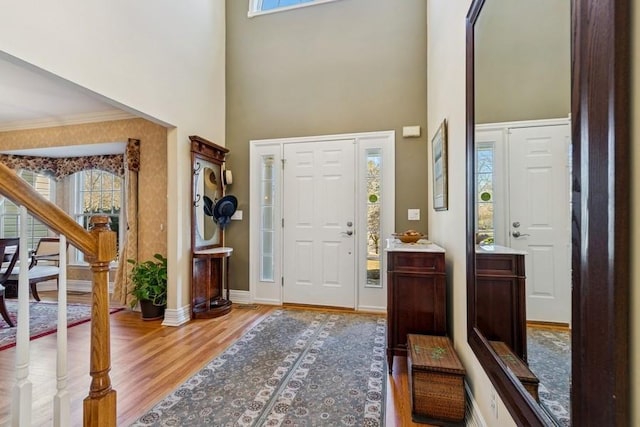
left=248, top=0, right=342, bottom=18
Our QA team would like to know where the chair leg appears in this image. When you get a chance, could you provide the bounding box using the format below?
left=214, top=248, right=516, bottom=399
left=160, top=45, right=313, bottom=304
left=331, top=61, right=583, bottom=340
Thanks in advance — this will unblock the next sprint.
left=30, top=281, right=41, bottom=302
left=0, top=290, right=15, bottom=327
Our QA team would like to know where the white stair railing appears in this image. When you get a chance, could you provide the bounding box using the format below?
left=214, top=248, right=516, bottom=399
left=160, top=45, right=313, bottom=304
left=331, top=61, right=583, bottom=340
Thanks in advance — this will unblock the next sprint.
left=54, top=234, right=70, bottom=427
left=11, top=206, right=32, bottom=427
left=10, top=207, right=70, bottom=426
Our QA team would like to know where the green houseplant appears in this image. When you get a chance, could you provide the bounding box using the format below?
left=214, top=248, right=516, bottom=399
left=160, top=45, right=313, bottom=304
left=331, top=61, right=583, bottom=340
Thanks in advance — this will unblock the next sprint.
left=128, top=253, right=167, bottom=320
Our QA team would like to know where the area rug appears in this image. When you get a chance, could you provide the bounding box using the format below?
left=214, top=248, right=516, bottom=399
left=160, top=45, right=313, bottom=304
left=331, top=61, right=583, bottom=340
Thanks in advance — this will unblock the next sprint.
left=0, top=300, right=124, bottom=351
left=131, top=309, right=387, bottom=426
left=527, top=326, right=571, bottom=427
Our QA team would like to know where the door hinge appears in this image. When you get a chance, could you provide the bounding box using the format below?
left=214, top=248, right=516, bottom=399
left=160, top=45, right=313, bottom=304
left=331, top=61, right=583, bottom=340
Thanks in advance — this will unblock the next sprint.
left=282, top=218, right=284, bottom=227
left=281, top=277, right=284, bottom=287
left=281, top=158, right=286, bottom=169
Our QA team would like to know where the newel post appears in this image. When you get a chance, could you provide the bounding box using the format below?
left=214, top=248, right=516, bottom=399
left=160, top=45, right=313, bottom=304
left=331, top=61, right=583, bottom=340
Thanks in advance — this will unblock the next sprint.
left=83, top=216, right=117, bottom=427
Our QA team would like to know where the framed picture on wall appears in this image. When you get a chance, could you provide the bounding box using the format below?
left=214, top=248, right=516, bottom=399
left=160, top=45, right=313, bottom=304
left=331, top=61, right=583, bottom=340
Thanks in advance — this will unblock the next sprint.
left=431, top=119, right=448, bottom=211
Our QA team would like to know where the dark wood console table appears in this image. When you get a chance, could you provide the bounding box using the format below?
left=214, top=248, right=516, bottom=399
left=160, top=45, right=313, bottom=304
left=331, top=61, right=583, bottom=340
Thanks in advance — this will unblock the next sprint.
left=192, top=247, right=232, bottom=319
left=385, top=240, right=447, bottom=373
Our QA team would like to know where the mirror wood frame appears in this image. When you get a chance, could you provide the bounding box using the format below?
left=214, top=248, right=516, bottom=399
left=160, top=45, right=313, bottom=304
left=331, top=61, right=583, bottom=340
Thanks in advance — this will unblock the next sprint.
left=465, top=0, right=630, bottom=425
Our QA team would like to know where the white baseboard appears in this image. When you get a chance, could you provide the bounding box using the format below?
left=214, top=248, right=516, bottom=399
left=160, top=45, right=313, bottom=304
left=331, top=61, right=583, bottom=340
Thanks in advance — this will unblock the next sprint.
left=229, top=290, right=251, bottom=305
left=162, top=305, right=191, bottom=327
left=465, top=382, right=487, bottom=427
left=356, top=305, right=386, bottom=313
left=37, top=279, right=113, bottom=293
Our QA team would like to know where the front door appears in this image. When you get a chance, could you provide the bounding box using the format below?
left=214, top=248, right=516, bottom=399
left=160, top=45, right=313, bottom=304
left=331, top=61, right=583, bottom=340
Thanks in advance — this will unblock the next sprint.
left=508, top=124, right=571, bottom=324
left=282, top=139, right=356, bottom=308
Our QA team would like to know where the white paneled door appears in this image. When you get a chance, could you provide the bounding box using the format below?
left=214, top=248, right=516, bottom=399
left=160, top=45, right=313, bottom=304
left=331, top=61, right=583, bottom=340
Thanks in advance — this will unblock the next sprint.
left=508, top=124, right=571, bottom=324
left=283, top=139, right=356, bottom=308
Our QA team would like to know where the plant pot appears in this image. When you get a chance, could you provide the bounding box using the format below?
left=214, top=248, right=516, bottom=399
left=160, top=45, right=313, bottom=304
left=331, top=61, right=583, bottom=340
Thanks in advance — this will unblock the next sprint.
left=139, top=299, right=165, bottom=321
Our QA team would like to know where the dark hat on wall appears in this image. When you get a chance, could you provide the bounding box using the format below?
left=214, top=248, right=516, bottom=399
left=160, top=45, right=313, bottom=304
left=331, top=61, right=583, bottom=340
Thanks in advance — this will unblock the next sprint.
left=213, top=195, right=238, bottom=229
left=203, top=195, right=215, bottom=217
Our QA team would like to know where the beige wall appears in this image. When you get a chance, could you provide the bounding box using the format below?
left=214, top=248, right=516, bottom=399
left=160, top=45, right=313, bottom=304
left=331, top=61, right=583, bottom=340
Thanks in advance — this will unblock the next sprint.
left=475, top=0, right=570, bottom=124
left=631, top=2, right=639, bottom=423
left=427, top=1, right=519, bottom=425
left=226, top=0, right=429, bottom=291
left=0, top=1, right=226, bottom=314
left=0, top=118, right=168, bottom=282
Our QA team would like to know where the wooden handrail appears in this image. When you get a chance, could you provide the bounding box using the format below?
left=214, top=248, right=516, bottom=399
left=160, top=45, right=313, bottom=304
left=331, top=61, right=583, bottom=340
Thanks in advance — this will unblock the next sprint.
left=0, top=163, right=96, bottom=256
left=0, top=162, right=117, bottom=426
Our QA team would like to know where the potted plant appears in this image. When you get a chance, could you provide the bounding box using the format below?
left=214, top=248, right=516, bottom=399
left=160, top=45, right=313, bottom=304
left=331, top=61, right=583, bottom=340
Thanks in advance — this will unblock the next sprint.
left=128, top=253, right=167, bottom=320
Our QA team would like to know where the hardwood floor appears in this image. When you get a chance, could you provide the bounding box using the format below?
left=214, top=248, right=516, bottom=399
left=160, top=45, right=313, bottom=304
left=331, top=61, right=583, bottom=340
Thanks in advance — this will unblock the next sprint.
left=0, top=292, right=427, bottom=426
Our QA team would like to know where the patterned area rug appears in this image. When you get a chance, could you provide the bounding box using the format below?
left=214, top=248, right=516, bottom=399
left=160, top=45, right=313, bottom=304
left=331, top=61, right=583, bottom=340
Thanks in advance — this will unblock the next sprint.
left=0, top=300, right=124, bottom=351
left=527, top=327, right=571, bottom=426
left=131, top=309, right=386, bottom=426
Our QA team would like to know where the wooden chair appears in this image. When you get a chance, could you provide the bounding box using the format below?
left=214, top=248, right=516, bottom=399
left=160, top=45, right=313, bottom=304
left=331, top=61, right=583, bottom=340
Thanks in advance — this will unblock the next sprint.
left=5, top=237, right=64, bottom=302
left=0, top=238, right=20, bottom=327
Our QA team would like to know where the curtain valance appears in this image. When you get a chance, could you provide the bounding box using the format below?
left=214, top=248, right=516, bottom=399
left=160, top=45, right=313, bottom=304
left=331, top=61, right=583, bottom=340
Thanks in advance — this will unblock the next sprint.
left=0, top=139, right=140, bottom=180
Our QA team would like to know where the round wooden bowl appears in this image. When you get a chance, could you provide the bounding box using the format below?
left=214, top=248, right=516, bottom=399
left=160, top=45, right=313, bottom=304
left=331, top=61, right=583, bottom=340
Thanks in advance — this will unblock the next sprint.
left=394, top=233, right=423, bottom=244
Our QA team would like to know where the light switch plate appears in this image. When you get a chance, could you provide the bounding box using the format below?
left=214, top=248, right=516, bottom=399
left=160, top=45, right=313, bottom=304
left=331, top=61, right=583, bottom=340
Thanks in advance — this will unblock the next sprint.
left=231, top=210, right=243, bottom=220
left=408, top=209, right=420, bottom=221
left=402, top=125, right=421, bottom=137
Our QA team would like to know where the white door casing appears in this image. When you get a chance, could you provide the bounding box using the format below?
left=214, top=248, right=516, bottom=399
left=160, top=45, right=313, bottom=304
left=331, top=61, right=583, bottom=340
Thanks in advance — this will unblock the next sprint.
left=507, top=123, right=571, bottom=324
left=249, top=131, right=395, bottom=311
left=282, top=139, right=356, bottom=308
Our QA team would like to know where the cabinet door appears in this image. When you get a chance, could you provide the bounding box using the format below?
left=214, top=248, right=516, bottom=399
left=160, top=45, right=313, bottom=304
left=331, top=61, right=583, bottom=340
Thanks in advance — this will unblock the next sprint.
left=390, top=272, right=447, bottom=351
left=476, top=275, right=526, bottom=360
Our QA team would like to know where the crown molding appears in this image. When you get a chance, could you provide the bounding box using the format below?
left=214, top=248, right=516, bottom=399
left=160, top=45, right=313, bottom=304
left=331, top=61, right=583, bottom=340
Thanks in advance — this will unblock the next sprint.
left=0, top=110, right=136, bottom=132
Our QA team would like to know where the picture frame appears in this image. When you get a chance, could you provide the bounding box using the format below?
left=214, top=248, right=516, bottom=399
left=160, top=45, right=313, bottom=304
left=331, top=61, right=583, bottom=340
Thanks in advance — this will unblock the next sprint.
left=431, top=119, right=448, bottom=211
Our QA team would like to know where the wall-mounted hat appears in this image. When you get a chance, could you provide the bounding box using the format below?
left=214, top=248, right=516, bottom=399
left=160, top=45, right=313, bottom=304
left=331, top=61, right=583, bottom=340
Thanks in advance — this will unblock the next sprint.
left=204, top=167, right=218, bottom=190
left=203, top=195, right=214, bottom=217
left=222, top=168, right=233, bottom=186
left=213, top=195, right=238, bottom=229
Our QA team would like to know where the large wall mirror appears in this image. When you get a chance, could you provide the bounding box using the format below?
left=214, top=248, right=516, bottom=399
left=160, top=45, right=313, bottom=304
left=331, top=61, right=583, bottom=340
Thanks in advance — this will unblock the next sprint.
left=191, top=135, right=229, bottom=250
left=466, top=0, right=630, bottom=425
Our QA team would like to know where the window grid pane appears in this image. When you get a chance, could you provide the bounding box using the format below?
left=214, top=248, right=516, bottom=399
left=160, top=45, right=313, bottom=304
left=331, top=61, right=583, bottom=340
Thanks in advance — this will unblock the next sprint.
left=0, top=171, right=52, bottom=250
left=259, top=156, right=275, bottom=282
left=476, top=145, right=495, bottom=243
left=366, top=149, right=382, bottom=288
left=75, top=170, right=123, bottom=263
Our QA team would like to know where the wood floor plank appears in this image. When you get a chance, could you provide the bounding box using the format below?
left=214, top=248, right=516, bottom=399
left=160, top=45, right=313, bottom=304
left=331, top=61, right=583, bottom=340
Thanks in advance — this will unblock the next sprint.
left=0, top=292, right=424, bottom=426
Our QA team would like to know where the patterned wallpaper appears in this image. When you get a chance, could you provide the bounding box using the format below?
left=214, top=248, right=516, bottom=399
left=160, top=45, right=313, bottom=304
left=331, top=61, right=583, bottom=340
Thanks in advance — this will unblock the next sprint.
left=0, top=118, right=168, bottom=278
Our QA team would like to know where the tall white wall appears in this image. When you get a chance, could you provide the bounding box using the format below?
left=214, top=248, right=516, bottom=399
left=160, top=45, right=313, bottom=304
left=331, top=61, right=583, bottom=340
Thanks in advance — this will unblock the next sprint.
left=427, top=1, right=516, bottom=425
left=0, top=0, right=226, bottom=316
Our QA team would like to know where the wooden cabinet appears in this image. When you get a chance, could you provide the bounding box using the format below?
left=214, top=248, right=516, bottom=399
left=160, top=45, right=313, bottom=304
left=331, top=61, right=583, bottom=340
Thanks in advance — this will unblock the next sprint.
left=475, top=251, right=527, bottom=361
left=386, top=245, right=447, bottom=373
left=192, top=247, right=232, bottom=319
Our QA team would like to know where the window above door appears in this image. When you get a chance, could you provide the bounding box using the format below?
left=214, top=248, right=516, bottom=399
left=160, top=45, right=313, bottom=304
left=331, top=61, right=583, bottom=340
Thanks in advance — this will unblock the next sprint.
left=248, top=0, right=341, bottom=17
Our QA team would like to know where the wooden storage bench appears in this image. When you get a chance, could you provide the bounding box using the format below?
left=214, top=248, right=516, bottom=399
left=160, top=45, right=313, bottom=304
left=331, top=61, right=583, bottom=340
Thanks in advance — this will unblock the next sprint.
left=407, top=334, right=466, bottom=425
left=490, top=341, right=540, bottom=402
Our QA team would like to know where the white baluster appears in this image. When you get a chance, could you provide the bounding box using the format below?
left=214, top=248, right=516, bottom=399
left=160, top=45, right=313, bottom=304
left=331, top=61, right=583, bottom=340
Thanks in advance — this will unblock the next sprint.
left=11, top=206, right=32, bottom=426
left=54, top=235, right=70, bottom=426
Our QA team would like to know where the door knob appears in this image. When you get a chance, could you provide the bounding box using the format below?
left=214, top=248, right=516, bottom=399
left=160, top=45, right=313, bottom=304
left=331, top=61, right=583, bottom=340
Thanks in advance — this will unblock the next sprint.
left=512, top=231, right=530, bottom=238
left=341, top=230, right=353, bottom=236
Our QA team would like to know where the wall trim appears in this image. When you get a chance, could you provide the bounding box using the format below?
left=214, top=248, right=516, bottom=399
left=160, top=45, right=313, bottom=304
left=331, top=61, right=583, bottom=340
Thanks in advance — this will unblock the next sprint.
left=229, top=289, right=251, bottom=305
left=162, top=305, right=191, bottom=327
left=475, top=117, right=570, bottom=132
left=0, top=110, right=136, bottom=132
left=465, top=382, right=487, bottom=427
